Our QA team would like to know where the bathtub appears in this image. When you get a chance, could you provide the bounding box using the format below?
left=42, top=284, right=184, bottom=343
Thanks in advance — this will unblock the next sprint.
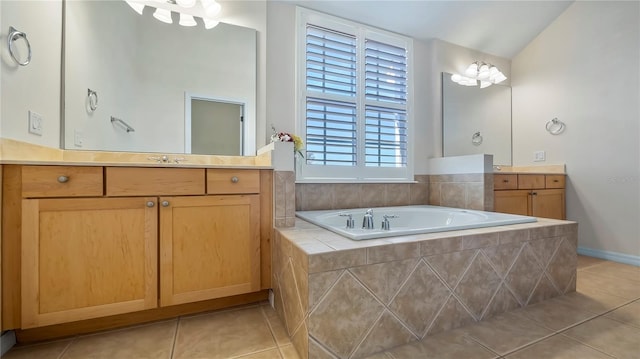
left=295, top=205, right=537, bottom=240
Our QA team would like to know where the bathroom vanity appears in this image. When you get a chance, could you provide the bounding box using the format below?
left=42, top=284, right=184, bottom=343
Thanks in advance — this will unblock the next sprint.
left=0, top=141, right=273, bottom=341
left=494, top=172, right=566, bottom=220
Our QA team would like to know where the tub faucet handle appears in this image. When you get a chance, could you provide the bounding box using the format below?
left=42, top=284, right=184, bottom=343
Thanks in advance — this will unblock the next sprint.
left=382, top=215, right=399, bottom=231
left=362, top=209, right=375, bottom=229
left=339, top=213, right=355, bottom=229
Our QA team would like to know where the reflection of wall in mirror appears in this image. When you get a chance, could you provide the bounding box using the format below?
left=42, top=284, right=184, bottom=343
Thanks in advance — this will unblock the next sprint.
left=443, top=76, right=512, bottom=165
left=191, top=100, right=242, bottom=156
left=64, top=1, right=256, bottom=154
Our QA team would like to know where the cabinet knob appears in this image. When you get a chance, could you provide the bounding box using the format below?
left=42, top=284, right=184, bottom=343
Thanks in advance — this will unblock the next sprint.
left=503, top=179, right=509, bottom=183
left=57, top=175, right=69, bottom=183
left=532, top=192, right=538, bottom=196
left=146, top=201, right=155, bottom=208
left=161, top=200, right=170, bottom=207
left=231, top=176, right=239, bottom=183
left=553, top=179, right=559, bottom=183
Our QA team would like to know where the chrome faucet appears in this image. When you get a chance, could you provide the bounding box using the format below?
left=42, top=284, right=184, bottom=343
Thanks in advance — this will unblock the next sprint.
left=362, top=209, right=374, bottom=229
left=382, top=215, right=399, bottom=230
left=339, top=213, right=355, bottom=229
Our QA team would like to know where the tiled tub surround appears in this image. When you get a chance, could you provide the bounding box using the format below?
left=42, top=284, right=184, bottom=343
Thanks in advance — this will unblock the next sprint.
left=272, top=218, right=577, bottom=359
left=429, top=173, right=494, bottom=212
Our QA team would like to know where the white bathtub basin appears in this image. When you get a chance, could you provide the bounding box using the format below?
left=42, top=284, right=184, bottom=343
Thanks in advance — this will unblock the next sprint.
left=295, top=205, right=537, bottom=240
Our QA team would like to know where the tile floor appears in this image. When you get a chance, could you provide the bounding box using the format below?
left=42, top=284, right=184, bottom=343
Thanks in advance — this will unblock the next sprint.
left=3, top=255, right=639, bottom=359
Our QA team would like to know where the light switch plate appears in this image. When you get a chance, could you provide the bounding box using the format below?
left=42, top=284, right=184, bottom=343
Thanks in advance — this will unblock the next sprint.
left=534, top=150, right=546, bottom=162
left=28, top=111, right=43, bottom=136
left=74, top=129, right=84, bottom=147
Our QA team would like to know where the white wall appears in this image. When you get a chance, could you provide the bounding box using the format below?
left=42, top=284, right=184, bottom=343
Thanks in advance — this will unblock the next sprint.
left=0, top=0, right=62, bottom=148
left=512, top=1, right=640, bottom=257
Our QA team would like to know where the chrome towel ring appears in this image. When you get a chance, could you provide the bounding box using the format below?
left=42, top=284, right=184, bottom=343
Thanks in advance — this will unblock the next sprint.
left=546, top=118, right=566, bottom=135
left=8, top=26, right=31, bottom=66
left=472, top=131, right=483, bottom=145
left=87, top=89, right=99, bottom=112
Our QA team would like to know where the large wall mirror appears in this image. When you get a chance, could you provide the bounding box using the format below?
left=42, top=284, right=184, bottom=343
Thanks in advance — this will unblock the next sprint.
left=442, top=72, right=512, bottom=165
left=63, top=0, right=257, bottom=155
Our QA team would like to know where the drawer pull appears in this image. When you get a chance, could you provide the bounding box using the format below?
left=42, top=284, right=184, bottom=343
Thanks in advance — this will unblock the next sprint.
left=231, top=176, right=239, bottom=183
left=57, top=175, right=70, bottom=183
left=553, top=179, right=559, bottom=182
left=532, top=192, right=538, bottom=196
left=503, top=179, right=509, bottom=183
left=146, top=201, right=155, bottom=208
left=161, top=201, right=170, bottom=207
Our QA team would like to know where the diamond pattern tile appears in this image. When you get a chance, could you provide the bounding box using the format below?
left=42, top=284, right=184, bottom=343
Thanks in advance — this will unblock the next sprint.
left=505, top=244, right=543, bottom=305
left=427, top=295, right=476, bottom=336
left=389, top=260, right=451, bottom=336
left=281, top=259, right=306, bottom=335
left=351, top=310, right=416, bottom=358
left=309, top=270, right=343, bottom=311
left=350, top=259, right=418, bottom=305
left=546, top=238, right=577, bottom=293
left=529, top=237, right=562, bottom=269
left=482, top=283, right=520, bottom=319
left=309, top=272, right=384, bottom=358
left=482, top=243, right=523, bottom=278
left=528, top=273, right=561, bottom=305
left=426, top=250, right=477, bottom=288
left=454, top=253, right=502, bottom=318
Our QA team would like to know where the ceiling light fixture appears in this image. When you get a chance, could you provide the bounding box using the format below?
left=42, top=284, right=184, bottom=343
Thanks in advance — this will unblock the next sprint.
left=452, top=61, right=507, bottom=88
left=124, top=0, right=222, bottom=29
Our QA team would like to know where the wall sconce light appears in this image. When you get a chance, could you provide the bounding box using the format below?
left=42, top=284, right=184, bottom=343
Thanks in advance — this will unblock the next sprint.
left=451, top=61, right=507, bottom=88
left=125, top=0, right=222, bottom=29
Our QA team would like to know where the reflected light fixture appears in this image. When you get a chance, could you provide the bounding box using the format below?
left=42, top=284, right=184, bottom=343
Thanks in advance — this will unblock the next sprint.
left=452, top=61, right=507, bottom=88
left=124, top=0, right=222, bottom=29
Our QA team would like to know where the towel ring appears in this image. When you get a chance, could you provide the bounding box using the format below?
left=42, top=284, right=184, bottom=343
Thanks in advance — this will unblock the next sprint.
left=87, top=89, right=98, bottom=112
left=8, top=26, right=31, bottom=66
left=546, top=118, right=566, bottom=135
left=472, top=131, right=483, bottom=145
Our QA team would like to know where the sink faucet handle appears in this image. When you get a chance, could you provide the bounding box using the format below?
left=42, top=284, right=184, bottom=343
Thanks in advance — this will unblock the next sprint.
left=339, top=213, right=355, bottom=229
left=382, top=214, right=399, bottom=230
left=362, top=209, right=375, bottom=229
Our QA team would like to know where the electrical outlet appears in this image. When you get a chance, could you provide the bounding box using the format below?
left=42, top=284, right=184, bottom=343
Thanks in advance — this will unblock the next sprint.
left=74, top=129, right=84, bottom=147
left=28, top=111, right=43, bottom=136
left=534, top=150, right=546, bottom=162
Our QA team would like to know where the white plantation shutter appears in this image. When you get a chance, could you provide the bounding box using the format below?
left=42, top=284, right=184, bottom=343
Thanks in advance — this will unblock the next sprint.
left=297, top=8, right=413, bottom=181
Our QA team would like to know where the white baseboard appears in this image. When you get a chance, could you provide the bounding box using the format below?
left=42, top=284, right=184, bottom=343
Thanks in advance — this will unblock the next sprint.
left=578, top=246, right=640, bottom=266
left=1, top=330, right=16, bottom=356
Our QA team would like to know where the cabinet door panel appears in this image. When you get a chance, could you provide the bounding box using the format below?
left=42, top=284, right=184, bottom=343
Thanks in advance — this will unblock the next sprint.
left=532, top=189, right=565, bottom=219
left=22, top=197, right=158, bottom=328
left=160, top=195, right=260, bottom=306
left=494, top=190, right=530, bottom=216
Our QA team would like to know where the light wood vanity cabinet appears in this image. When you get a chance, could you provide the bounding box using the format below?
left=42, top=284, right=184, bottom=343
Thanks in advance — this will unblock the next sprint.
left=2, top=165, right=272, bottom=331
left=494, top=174, right=566, bottom=220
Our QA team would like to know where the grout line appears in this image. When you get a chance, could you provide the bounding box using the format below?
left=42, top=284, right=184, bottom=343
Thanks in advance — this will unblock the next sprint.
left=260, top=305, right=282, bottom=348
left=556, top=333, right=617, bottom=358
left=56, top=336, right=76, bottom=359
left=169, top=317, right=180, bottom=359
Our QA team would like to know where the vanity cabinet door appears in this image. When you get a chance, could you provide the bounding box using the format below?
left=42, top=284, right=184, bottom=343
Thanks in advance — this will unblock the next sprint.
left=159, top=195, right=260, bottom=307
left=531, top=189, right=565, bottom=220
left=494, top=190, right=530, bottom=216
left=21, top=197, right=158, bottom=328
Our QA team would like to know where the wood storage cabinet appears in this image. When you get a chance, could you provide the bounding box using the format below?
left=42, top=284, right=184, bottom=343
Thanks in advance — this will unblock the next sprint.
left=4, top=165, right=271, bottom=330
left=494, top=173, right=566, bottom=220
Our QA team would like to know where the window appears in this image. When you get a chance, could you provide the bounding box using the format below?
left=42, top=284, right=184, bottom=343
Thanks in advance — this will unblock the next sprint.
left=296, top=8, right=413, bottom=182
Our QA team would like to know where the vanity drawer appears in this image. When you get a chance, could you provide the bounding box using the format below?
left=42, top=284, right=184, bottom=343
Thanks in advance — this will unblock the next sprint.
left=106, top=167, right=205, bottom=196
left=22, top=166, right=103, bottom=198
left=517, top=174, right=545, bottom=189
left=545, top=175, right=565, bottom=189
left=207, top=169, right=260, bottom=194
left=494, top=174, right=518, bottom=190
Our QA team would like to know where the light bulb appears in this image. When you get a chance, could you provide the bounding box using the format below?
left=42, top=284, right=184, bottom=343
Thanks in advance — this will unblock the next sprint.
left=153, top=8, right=173, bottom=23
left=176, top=0, right=197, bottom=8
left=493, top=73, right=507, bottom=84
left=478, top=64, right=490, bottom=80
left=179, top=13, right=197, bottom=26
left=125, top=1, right=145, bottom=15
left=203, top=18, right=220, bottom=29
left=465, top=63, right=478, bottom=77
left=464, top=78, right=477, bottom=86
left=451, top=74, right=462, bottom=83
left=204, top=0, right=222, bottom=17
left=480, top=81, right=492, bottom=89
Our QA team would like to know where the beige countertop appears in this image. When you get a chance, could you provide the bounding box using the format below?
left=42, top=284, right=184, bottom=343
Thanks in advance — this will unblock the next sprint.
left=493, top=164, right=566, bottom=174
left=0, top=138, right=272, bottom=168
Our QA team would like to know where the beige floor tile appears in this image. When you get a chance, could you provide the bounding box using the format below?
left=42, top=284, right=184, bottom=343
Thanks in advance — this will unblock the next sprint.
left=511, top=298, right=597, bottom=331
left=456, top=311, right=553, bottom=355
left=262, top=303, right=292, bottom=346
left=279, top=344, right=302, bottom=359
left=3, top=339, right=72, bottom=359
left=581, top=261, right=640, bottom=283
left=61, top=319, right=176, bottom=359
left=577, top=255, right=607, bottom=270
left=554, top=290, right=629, bottom=315
left=173, top=306, right=277, bottom=359
left=363, top=353, right=392, bottom=359
left=577, top=271, right=640, bottom=300
left=236, top=348, right=283, bottom=359
left=605, top=299, right=640, bottom=328
left=386, top=330, right=499, bottom=359
left=562, top=317, right=640, bottom=359
left=505, top=334, right=614, bottom=359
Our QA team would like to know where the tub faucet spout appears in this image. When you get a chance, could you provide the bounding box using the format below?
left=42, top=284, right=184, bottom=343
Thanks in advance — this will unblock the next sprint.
left=362, top=209, right=374, bottom=229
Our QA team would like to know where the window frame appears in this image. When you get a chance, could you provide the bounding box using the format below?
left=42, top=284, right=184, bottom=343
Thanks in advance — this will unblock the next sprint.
left=295, top=7, right=414, bottom=183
